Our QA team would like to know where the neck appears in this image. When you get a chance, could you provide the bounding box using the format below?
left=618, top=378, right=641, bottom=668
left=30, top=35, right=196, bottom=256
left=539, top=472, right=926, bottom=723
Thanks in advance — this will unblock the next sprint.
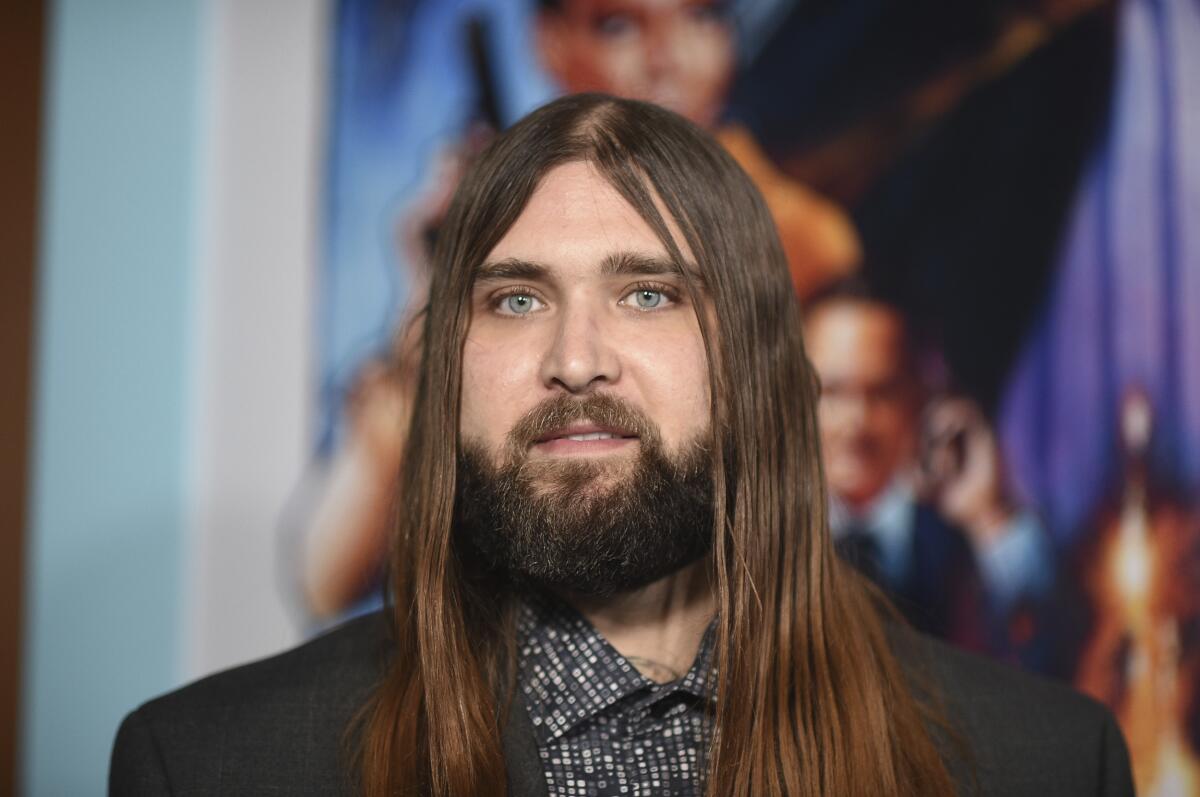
left=559, top=558, right=715, bottom=684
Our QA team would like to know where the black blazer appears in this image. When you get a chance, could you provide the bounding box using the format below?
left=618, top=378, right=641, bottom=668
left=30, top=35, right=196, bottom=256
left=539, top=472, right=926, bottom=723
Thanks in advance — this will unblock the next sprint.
left=109, top=611, right=1133, bottom=796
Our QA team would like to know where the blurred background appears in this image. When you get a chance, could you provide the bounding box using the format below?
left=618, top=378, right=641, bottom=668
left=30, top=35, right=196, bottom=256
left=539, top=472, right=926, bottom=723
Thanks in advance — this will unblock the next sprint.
left=3, top=0, right=1198, bottom=793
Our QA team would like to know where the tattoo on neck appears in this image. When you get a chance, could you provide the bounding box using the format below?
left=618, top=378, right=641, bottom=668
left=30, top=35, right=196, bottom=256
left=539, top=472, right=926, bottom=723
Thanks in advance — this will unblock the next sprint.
left=626, top=655, right=684, bottom=684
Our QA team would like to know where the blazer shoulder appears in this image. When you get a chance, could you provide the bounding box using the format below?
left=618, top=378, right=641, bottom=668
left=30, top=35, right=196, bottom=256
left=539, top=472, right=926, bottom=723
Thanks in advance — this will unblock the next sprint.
left=898, top=631, right=1134, bottom=797
left=140, top=609, right=390, bottom=719
left=110, top=610, right=391, bottom=795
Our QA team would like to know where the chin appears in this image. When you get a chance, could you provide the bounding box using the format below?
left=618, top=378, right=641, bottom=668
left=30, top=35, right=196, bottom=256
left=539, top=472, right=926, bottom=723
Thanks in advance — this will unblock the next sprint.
left=528, top=460, right=635, bottom=498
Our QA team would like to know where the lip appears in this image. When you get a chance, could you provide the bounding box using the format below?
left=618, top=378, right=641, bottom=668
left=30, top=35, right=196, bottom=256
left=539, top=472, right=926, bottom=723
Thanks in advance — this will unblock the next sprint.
left=531, top=422, right=639, bottom=455
left=534, top=422, right=636, bottom=443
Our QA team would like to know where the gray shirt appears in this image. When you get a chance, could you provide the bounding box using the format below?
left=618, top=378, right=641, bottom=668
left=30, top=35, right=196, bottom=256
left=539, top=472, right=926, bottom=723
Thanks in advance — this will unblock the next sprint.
left=516, top=593, right=716, bottom=796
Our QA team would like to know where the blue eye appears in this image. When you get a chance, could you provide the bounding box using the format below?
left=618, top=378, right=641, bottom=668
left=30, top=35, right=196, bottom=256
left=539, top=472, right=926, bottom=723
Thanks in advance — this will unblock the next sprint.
left=622, top=285, right=677, bottom=310
left=504, top=294, right=536, bottom=314
left=635, top=289, right=663, bottom=308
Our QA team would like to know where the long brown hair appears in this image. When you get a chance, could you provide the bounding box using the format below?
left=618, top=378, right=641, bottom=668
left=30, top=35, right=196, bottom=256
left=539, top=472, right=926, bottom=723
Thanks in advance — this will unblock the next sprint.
left=356, top=93, right=959, bottom=796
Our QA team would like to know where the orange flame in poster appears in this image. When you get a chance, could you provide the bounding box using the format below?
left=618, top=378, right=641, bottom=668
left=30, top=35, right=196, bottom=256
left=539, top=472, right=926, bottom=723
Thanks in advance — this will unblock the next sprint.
left=1076, top=392, right=1200, bottom=796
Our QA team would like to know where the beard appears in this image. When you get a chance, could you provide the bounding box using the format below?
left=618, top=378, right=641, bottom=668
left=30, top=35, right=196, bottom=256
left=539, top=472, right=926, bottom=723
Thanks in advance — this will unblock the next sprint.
left=454, top=393, right=714, bottom=598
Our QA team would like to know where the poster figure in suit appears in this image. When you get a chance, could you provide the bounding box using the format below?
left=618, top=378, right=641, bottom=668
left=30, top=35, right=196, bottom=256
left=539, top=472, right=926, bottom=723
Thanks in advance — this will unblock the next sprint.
left=804, top=278, right=1056, bottom=664
left=295, top=0, right=863, bottom=623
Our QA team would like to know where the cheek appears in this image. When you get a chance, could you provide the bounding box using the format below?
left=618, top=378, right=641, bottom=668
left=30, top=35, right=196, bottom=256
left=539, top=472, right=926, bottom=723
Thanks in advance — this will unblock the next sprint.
left=459, top=337, right=538, bottom=445
left=817, top=403, right=838, bottom=440
left=586, top=43, right=647, bottom=94
left=818, top=401, right=858, bottom=441
left=625, top=330, right=711, bottom=439
left=683, top=33, right=732, bottom=91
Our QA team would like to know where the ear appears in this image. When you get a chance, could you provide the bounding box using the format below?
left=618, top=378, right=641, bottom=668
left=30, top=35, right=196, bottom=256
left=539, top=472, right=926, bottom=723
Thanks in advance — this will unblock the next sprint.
left=534, top=14, right=570, bottom=85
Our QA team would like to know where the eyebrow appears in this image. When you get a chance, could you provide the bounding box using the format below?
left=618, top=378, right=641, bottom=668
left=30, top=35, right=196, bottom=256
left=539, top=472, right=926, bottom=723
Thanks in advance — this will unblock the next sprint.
left=474, top=251, right=704, bottom=286
left=600, top=251, right=685, bottom=278
left=474, top=258, right=550, bottom=284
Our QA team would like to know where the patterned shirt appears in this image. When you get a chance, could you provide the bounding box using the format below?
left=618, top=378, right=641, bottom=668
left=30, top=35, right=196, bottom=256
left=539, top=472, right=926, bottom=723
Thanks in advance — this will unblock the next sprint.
left=516, top=594, right=716, bottom=797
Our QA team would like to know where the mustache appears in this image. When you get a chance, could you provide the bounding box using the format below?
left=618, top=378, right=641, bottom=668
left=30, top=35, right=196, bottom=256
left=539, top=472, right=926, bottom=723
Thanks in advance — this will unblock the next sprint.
left=505, top=393, right=663, bottom=453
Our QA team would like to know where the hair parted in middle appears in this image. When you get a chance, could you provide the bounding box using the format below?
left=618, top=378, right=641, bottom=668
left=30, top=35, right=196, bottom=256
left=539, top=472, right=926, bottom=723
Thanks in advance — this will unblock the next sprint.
left=355, top=92, right=961, bottom=797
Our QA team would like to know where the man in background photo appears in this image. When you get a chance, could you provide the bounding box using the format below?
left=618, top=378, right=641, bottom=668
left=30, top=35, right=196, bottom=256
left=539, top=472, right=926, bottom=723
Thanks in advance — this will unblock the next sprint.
left=804, top=277, right=1057, bottom=665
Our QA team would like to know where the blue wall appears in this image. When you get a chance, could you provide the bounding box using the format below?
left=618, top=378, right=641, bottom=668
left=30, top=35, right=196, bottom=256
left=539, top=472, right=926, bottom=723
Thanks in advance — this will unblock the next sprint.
left=21, top=0, right=204, bottom=793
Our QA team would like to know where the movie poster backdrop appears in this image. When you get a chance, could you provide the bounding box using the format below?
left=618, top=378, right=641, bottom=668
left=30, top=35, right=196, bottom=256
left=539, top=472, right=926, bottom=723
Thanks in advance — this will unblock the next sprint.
left=294, top=1, right=1200, bottom=793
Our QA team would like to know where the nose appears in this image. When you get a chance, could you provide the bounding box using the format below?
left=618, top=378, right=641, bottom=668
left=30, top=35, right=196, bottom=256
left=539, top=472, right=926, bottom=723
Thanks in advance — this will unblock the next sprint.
left=538, top=301, right=620, bottom=394
left=643, top=24, right=681, bottom=81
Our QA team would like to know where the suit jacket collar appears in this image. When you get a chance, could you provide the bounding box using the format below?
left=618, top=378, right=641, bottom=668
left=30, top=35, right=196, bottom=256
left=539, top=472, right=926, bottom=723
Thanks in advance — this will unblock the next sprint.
left=504, top=692, right=549, bottom=797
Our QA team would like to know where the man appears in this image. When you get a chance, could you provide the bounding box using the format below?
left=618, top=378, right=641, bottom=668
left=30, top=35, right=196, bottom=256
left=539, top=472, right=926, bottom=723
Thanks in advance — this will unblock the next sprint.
left=111, top=95, right=1130, bottom=796
left=297, top=0, right=860, bottom=625
left=805, top=278, right=1056, bottom=662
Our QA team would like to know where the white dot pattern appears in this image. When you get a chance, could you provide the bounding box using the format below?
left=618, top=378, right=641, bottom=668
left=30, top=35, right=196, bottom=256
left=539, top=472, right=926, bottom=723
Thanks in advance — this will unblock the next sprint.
left=517, top=595, right=716, bottom=796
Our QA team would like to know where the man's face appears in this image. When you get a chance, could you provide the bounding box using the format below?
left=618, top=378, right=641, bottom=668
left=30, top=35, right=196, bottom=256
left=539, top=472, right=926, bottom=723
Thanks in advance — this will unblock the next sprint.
left=456, top=161, right=713, bottom=595
left=805, top=301, right=920, bottom=510
left=537, top=0, right=734, bottom=128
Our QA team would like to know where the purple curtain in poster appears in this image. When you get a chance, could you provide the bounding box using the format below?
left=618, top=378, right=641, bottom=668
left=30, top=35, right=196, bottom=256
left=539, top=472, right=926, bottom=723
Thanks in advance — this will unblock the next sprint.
left=1000, top=0, right=1200, bottom=544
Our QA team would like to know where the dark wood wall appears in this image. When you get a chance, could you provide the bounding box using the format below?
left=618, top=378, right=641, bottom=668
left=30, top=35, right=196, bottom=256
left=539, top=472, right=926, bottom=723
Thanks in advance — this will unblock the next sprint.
left=0, top=1, right=45, bottom=794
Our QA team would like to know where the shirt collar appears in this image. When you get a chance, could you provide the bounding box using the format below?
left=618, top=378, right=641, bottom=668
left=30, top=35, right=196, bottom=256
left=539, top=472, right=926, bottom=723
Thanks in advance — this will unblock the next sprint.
left=830, top=476, right=916, bottom=585
left=516, top=592, right=716, bottom=744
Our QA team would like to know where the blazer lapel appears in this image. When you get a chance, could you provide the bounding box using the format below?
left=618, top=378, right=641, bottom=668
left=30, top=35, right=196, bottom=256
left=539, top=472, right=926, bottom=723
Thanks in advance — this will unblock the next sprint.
left=503, top=693, right=549, bottom=797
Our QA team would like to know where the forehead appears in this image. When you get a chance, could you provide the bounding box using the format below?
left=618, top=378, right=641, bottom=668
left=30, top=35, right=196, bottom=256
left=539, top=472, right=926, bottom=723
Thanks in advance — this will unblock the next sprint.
left=805, top=301, right=908, bottom=375
left=483, top=161, right=690, bottom=269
